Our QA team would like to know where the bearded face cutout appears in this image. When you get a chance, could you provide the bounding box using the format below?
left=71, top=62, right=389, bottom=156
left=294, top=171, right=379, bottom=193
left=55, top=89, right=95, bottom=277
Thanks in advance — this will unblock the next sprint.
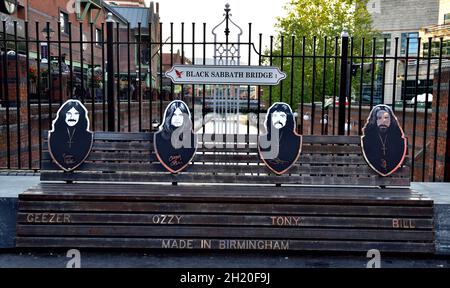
left=48, top=99, right=94, bottom=171
left=154, top=100, right=198, bottom=173
left=361, top=104, right=407, bottom=176
left=258, top=102, right=302, bottom=175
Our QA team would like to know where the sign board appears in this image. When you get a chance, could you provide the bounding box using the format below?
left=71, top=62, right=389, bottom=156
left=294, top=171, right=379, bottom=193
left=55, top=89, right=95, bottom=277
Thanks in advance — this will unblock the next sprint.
left=165, top=65, right=287, bottom=85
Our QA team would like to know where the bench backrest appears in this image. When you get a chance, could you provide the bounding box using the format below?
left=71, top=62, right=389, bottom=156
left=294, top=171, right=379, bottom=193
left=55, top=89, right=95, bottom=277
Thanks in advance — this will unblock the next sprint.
left=41, top=132, right=411, bottom=187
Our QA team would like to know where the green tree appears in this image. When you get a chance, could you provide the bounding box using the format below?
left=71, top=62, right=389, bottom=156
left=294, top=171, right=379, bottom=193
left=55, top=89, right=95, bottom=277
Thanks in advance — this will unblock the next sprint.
left=265, top=0, right=379, bottom=107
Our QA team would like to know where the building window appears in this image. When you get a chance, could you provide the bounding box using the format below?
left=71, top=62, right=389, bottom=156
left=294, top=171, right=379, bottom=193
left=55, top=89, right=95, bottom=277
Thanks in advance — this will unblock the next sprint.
left=423, top=40, right=450, bottom=57
left=95, top=28, right=103, bottom=46
left=444, top=13, right=450, bottom=24
left=60, top=11, right=69, bottom=34
left=401, top=32, right=419, bottom=55
left=376, top=34, right=391, bottom=56
left=40, top=43, right=49, bottom=60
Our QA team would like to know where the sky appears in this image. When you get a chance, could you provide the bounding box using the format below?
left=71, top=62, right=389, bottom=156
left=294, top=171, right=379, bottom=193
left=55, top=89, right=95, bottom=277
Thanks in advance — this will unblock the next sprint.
left=144, top=0, right=289, bottom=63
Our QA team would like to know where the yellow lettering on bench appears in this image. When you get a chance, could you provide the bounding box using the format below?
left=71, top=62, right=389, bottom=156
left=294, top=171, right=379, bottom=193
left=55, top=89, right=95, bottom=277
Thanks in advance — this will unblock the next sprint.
left=270, top=216, right=302, bottom=226
left=392, top=219, right=416, bottom=229
left=25, top=213, right=71, bottom=224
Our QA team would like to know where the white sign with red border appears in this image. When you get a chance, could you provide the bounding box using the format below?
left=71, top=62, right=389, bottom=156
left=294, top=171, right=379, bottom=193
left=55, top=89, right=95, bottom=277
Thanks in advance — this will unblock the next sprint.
left=165, top=65, right=287, bottom=85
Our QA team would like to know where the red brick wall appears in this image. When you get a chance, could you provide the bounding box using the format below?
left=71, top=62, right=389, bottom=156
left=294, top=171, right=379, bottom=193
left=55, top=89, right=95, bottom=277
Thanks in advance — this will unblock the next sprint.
left=26, top=0, right=108, bottom=64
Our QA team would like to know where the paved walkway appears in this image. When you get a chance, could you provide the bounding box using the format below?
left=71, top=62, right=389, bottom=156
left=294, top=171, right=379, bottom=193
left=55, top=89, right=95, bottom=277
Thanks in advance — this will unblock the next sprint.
left=0, top=250, right=449, bottom=268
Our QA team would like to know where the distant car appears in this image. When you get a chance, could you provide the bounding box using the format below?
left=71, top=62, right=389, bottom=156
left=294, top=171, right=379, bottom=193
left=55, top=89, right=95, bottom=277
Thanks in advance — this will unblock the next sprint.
left=324, top=97, right=349, bottom=109
left=361, top=94, right=382, bottom=105
left=410, top=93, right=433, bottom=104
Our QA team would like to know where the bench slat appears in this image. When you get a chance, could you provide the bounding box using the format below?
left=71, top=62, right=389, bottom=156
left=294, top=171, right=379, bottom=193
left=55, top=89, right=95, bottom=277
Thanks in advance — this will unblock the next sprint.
left=18, top=200, right=433, bottom=216
left=17, top=213, right=434, bottom=229
left=40, top=160, right=410, bottom=176
left=40, top=171, right=411, bottom=186
left=15, top=237, right=435, bottom=253
left=17, top=225, right=434, bottom=241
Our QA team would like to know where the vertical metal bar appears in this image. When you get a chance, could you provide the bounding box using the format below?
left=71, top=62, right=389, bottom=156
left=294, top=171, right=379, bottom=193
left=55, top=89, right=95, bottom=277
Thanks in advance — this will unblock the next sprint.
left=347, top=37, right=354, bottom=136
left=257, top=33, right=262, bottom=136
left=149, top=22, right=153, bottom=130
left=137, top=23, right=142, bottom=132
left=14, top=21, right=21, bottom=168
left=127, top=23, right=131, bottom=132
left=402, top=38, right=410, bottom=130
left=279, top=35, right=284, bottom=102
left=101, top=23, right=106, bottom=131
left=247, top=23, right=251, bottom=138
left=80, top=23, right=84, bottom=103
left=370, top=37, right=376, bottom=110
left=159, top=22, right=163, bottom=124
left=432, top=38, right=443, bottom=182
left=58, top=22, right=63, bottom=106
left=46, top=22, right=52, bottom=132
left=321, top=36, right=327, bottom=135
left=332, top=37, right=338, bottom=135
left=181, top=22, right=184, bottom=102
left=202, top=23, right=206, bottom=135
left=392, top=37, right=399, bottom=112
left=300, top=36, right=305, bottom=134
left=411, top=37, right=421, bottom=180
left=25, top=22, right=32, bottom=169
left=422, top=37, right=432, bottom=181
left=381, top=37, right=387, bottom=104
left=358, top=38, right=365, bottom=136
left=2, top=21, right=11, bottom=168
left=311, top=36, right=317, bottom=135
left=269, top=36, right=273, bottom=105
left=36, top=22, right=42, bottom=168
left=90, top=23, right=95, bottom=131
left=106, top=18, right=115, bottom=131
left=116, top=22, right=121, bottom=131
left=170, top=23, right=174, bottom=99
left=191, top=23, right=195, bottom=125
left=69, top=22, right=73, bottom=99
left=338, top=32, right=349, bottom=135
left=290, top=35, right=295, bottom=108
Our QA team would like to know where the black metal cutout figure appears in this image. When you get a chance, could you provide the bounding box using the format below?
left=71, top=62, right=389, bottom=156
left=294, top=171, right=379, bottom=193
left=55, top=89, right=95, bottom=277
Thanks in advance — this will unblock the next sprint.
left=154, top=100, right=198, bottom=173
left=361, top=104, right=407, bottom=176
left=258, top=102, right=302, bottom=175
left=48, top=99, right=93, bottom=171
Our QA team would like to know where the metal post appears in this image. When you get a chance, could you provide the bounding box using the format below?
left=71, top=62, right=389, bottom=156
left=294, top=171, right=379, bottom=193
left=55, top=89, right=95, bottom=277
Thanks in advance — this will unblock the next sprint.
left=106, top=13, right=115, bottom=131
left=338, top=30, right=349, bottom=135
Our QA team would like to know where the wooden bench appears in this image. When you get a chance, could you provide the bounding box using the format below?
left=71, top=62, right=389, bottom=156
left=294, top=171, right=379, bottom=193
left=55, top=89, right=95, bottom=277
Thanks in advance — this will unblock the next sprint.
left=16, top=132, right=435, bottom=253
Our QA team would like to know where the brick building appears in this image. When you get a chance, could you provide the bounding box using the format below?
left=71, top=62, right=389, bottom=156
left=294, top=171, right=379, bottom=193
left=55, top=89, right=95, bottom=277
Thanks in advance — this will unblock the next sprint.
left=367, top=0, right=450, bottom=104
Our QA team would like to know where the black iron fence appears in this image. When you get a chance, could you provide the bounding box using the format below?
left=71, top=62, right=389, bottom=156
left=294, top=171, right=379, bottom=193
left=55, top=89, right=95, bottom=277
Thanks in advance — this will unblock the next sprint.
left=1, top=19, right=450, bottom=182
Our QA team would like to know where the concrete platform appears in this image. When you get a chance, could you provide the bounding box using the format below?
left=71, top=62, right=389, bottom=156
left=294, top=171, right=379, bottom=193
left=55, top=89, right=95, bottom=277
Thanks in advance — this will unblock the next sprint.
left=0, top=175, right=39, bottom=248
left=0, top=250, right=449, bottom=268
left=412, top=183, right=450, bottom=255
left=1, top=174, right=450, bottom=256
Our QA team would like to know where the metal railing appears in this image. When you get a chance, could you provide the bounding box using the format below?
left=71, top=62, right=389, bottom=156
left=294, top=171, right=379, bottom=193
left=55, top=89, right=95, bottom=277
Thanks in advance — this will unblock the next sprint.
left=1, top=17, right=450, bottom=182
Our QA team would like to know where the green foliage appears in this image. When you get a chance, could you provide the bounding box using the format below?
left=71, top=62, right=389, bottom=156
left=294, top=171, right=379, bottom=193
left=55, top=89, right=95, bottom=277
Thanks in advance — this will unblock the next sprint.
left=265, top=0, right=379, bottom=106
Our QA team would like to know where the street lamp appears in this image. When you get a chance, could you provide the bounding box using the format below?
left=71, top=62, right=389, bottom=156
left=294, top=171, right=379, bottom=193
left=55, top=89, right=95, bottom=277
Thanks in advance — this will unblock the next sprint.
left=41, top=27, right=55, bottom=40
left=40, top=27, right=55, bottom=63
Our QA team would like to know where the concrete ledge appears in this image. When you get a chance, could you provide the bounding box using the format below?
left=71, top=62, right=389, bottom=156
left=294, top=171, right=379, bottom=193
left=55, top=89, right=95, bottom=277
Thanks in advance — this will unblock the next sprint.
left=412, top=183, right=450, bottom=255
left=0, top=175, right=39, bottom=248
